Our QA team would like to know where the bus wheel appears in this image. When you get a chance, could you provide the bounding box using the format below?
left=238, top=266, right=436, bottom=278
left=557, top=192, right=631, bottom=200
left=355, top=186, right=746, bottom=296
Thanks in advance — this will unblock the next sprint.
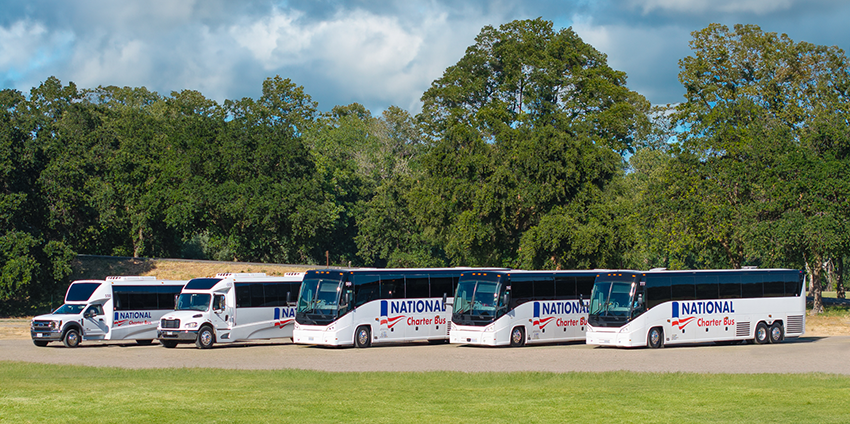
left=768, top=322, right=784, bottom=344
left=196, top=326, right=215, bottom=349
left=160, top=340, right=178, bottom=348
left=754, top=322, right=769, bottom=344
left=63, top=328, right=80, bottom=348
left=355, top=326, right=371, bottom=348
left=648, top=327, right=664, bottom=348
left=136, top=339, right=153, bottom=346
left=33, top=340, right=49, bottom=347
left=510, top=327, right=525, bottom=347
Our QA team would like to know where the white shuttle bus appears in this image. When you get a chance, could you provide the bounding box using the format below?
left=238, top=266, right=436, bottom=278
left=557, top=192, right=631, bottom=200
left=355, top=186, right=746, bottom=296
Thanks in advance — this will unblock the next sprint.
left=293, top=268, right=506, bottom=347
left=30, top=276, right=186, bottom=348
left=586, top=269, right=806, bottom=348
left=157, top=272, right=304, bottom=349
left=450, top=270, right=597, bottom=347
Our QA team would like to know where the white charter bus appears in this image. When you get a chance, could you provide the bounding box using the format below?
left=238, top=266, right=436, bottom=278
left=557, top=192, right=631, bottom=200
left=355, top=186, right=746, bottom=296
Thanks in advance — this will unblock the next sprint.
left=293, top=268, right=506, bottom=347
left=157, top=272, right=304, bottom=349
left=31, top=276, right=186, bottom=347
left=450, top=270, right=596, bottom=347
left=586, top=269, right=806, bottom=348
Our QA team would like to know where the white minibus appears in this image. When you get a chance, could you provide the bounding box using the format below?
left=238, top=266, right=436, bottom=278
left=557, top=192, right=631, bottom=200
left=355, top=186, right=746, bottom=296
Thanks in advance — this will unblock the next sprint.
left=157, top=272, right=304, bottom=348
left=30, top=276, right=186, bottom=347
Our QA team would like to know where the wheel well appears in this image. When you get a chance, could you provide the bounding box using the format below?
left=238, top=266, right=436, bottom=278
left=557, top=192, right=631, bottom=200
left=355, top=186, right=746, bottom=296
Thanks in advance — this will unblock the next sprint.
left=62, top=323, right=82, bottom=334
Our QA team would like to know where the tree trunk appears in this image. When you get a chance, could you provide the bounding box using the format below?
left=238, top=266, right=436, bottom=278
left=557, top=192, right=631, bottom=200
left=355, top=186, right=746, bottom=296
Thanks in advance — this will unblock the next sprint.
left=836, top=256, right=845, bottom=300
left=808, top=257, right=824, bottom=316
left=133, top=226, right=144, bottom=258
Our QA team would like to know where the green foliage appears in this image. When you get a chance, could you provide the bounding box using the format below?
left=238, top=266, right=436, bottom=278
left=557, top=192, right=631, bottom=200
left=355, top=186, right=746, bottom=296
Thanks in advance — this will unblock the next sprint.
left=414, top=18, right=648, bottom=268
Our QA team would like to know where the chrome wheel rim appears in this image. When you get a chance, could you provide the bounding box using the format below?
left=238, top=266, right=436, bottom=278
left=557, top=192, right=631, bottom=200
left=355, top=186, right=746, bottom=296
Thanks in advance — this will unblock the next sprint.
left=357, top=329, right=368, bottom=346
left=771, top=326, right=781, bottom=341
left=512, top=329, right=522, bottom=344
left=67, top=332, right=78, bottom=346
left=650, top=330, right=660, bottom=346
left=757, top=327, right=767, bottom=342
left=200, top=330, right=212, bottom=346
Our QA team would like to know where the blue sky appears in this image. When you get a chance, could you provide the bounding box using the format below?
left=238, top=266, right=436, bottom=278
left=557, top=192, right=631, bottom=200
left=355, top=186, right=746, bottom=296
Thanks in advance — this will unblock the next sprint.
left=2, top=0, right=850, bottom=113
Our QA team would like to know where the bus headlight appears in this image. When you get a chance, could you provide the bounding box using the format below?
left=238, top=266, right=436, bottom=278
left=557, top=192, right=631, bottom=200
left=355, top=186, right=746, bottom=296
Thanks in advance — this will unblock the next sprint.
left=619, top=325, right=630, bottom=333
left=484, top=324, right=495, bottom=332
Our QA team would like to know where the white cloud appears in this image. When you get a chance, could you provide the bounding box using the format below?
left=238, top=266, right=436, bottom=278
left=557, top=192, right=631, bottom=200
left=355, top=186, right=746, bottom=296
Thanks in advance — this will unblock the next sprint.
left=628, top=0, right=795, bottom=15
left=0, top=20, right=73, bottom=78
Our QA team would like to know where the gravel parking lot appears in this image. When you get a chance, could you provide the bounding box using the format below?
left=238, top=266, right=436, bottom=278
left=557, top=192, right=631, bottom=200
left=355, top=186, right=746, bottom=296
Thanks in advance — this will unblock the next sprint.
left=2, top=336, right=849, bottom=374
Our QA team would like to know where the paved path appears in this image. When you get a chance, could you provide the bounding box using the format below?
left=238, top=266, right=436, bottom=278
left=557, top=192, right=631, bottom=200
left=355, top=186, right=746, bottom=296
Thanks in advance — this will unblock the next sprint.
left=2, top=336, right=848, bottom=374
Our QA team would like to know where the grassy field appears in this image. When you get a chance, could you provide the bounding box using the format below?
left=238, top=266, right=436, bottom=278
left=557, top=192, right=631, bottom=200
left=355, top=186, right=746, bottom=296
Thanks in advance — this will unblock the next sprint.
left=1, top=361, right=849, bottom=423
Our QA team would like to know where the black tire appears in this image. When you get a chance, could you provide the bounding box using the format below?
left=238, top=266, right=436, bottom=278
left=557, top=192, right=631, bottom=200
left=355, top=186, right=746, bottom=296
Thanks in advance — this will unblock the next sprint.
left=355, top=326, right=371, bottom=348
left=196, top=326, right=215, bottom=349
left=136, top=339, right=153, bottom=346
left=63, top=328, right=81, bottom=348
left=754, top=322, right=769, bottom=344
left=648, top=327, right=664, bottom=348
left=510, top=326, right=525, bottom=347
left=160, top=340, right=178, bottom=349
left=768, top=322, right=784, bottom=344
left=33, top=340, right=49, bottom=347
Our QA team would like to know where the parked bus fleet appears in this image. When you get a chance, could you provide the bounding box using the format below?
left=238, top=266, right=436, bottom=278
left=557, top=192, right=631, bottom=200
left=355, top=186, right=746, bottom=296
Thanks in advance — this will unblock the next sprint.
left=32, top=267, right=806, bottom=349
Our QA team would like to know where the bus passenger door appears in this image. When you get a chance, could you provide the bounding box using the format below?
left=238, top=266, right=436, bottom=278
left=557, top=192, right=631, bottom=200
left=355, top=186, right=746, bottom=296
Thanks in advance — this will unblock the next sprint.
left=82, top=304, right=108, bottom=339
left=211, top=293, right=233, bottom=336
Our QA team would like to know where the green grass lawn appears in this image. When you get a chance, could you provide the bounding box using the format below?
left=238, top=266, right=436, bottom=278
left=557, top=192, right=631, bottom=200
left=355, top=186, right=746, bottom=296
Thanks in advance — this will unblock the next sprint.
left=1, top=362, right=849, bottom=423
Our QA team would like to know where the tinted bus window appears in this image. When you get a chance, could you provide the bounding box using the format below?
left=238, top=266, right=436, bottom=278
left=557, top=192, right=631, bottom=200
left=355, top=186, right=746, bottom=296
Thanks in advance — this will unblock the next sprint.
left=576, top=276, right=595, bottom=297
left=671, top=276, right=695, bottom=301
left=554, top=276, right=576, bottom=299
left=430, top=276, right=454, bottom=299
left=533, top=276, right=555, bottom=301
left=66, top=283, right=102, bottom=302
left=381, top=275, right=405, bottom=299
left=763, top=273, right=785, bottom=297
left=741, top=273, right=763, bottom=298
left=695, top=275, right=719, bottom=300
left=719, top=274, right=741, bottom=299
left=644, top=276, right=671, bottom=310
left=509, top=276, right=535, bottom=307
left=406, top=275, right=430, bottom=298
left=785, top=273, right=802, bottom=297
left=352, top=274, right=380, bottom=307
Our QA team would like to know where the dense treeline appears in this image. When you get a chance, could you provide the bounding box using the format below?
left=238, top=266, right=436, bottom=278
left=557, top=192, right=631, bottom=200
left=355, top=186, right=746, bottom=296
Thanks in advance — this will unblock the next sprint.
left=1, top=19, right=848, bottom=315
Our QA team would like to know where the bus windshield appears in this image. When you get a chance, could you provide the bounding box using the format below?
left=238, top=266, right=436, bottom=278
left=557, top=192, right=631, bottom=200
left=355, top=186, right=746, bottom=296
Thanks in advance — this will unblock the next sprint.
left=453, top=279, right=503, bottom=325
left=176, top=293, right=211, bottom=311
left=589, top=279, right=634, bottom=322
left=53, top=304, right=86, bottom=315
left=296, top=277, right=342, bottom=316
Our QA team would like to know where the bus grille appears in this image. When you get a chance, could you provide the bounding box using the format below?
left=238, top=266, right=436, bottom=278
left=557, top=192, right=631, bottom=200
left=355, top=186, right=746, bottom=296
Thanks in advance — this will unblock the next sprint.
left=736, top=322, right=750, bottom=337
left=161, top=319, right=180, bottom=329
left=786, top=315, right=804, bottom=334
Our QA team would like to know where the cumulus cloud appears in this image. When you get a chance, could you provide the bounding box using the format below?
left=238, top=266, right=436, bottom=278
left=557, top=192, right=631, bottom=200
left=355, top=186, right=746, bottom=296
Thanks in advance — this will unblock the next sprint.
left=628, top=0, right=795, bottom=15
left=1, top=0, right=849, bottom=111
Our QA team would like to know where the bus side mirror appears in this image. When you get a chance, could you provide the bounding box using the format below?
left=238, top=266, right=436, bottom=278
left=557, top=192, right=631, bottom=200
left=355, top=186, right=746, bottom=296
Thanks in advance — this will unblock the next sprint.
left=287, top=291, right=294, bottom=306
left=442, top=293, right=447, bottom=307
left=341, top=291, right=351, bottom=308
left=503, top=292, right=511, bottom=307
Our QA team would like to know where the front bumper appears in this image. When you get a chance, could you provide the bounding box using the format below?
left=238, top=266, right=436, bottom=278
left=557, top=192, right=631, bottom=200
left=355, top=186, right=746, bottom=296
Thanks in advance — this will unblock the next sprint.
left=449, top=328, right=500, bottom=346
left=157, top=329, right=198, bottom=342
left=31, top=330, right=62, bottom=342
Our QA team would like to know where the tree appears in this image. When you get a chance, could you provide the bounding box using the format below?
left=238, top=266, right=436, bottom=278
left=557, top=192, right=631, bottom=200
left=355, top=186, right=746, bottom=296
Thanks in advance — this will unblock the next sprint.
left=671, top=24, right=850, bottom=314
left=413, top=18, right=649, bottom=267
